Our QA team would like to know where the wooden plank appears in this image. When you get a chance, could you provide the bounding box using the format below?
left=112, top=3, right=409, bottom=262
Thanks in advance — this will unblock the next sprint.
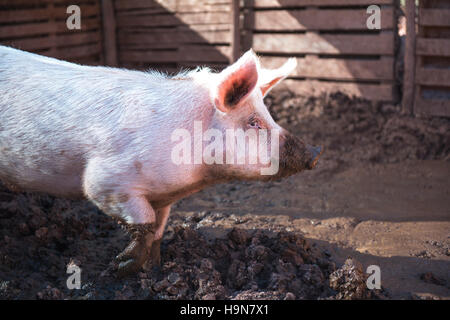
left=413, top=0, right=425, bottom=117
left=115, top=4, right=230, bottom=16
left=247, top=0, right=394, bottom=8
left=178, top=24, right=230, bottom=32
left=416, top=38, right=450, bottom=57
left=0, top=22, right=55, bottom=38
left=274, top=79, right=394, bottom=101
left=45, top=43, right=102, bottom=60
left=403, top=0, right=416, bottom=115
left=414, top=98, right=450, bottom=117
left=0, top=8, right=49, bottom=23
left=53, top=4, right=100, bottom=19
left=0, top=17, right=101, bottom=39
left=119, top=43, right=178, bottom=50
left=260, top=56, right=394, bottom=81
left=114, top=0, right=176, bottom=11
left=178, top=45, right=231, bottom=62
left=251, top=8, right=394, bottom=31
left=114, top=0, right=229, bottom=10
left=101, top=0, right=117, bottom=66
left=118, top=30, right=231, bottom=46
left=419, top=8, right=450, bottom=27
left=71, top=56, right=103, bottom=65
left=0, top=4, right=99, bottom=23
left=253, top=32, right=395, bottom=55
left=116, top=24, right=229, bottom=34
left=116, top=14, right=179, bottom=27
left=415, top=67, right=450, bottom=87
left=119, top=50, right=179, bottom=63
left=231, top=0, right=240, bottom=62
left=55, top=17, right=102, bottom=32
left=0, top=0, right=96, bottom=6
left=116, top=12, right=230, bottom=27
left=242, top=0, right=254, bottom=51
left=2, top=31, right=101, bottom=51
left=50, top=0, right=101, bottom=4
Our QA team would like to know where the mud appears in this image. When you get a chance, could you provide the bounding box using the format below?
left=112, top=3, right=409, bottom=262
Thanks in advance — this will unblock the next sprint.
left=266, top=92, right=449, bottom=165
left=0, top=93, right=449, bottom=299
left=0, top=190, right=386, bottom=300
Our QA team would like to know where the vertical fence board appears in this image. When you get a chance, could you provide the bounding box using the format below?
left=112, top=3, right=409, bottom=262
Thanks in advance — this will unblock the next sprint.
left=402, top=0, right=416, bottom=114
left=230, top=0, right=240, bottom=62
left=101, top=0, right=118, bottom=66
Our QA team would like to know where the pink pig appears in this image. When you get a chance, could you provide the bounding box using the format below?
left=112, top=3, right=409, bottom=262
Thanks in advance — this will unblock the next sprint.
left=0, top=46, right=322, bottom=276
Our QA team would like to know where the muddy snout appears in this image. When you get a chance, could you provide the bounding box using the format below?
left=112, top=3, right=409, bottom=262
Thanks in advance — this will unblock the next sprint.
left=280, top=132, right=323, bottom=174
left=305, top=144, right=323, bottom=170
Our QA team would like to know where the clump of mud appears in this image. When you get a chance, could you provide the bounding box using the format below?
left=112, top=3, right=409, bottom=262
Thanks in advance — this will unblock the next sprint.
left=0, top=187, right=386, bottom=300
left=328, top=258, right=385, bottom=300
left=141, top=226, right=336, bottom=300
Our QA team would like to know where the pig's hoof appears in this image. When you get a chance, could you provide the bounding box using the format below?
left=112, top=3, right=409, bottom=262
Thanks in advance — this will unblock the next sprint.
left=115, top=240, right=147, bottom=277
left=115, top=223, right=156, bottom=277
left=117, top=258, right=144, bottom=277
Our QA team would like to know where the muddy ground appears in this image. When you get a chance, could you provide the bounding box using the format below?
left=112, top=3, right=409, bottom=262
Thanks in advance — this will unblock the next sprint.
left=0, top=93, right=449, bottom=300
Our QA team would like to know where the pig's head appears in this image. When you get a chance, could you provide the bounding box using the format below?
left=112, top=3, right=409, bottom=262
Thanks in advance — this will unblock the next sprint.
left=205, top=49, right=322, bottom=181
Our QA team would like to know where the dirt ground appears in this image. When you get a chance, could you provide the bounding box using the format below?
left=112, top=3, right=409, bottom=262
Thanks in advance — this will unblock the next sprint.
left=0, top=93, right=449, bottom=300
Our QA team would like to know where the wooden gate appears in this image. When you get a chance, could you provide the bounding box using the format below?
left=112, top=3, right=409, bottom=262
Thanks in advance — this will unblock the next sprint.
left=403, top=0, right=450, bottom=117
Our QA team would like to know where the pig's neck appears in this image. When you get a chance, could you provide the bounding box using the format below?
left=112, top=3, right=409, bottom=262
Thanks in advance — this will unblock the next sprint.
left=134, top=73, right=222, bottom=205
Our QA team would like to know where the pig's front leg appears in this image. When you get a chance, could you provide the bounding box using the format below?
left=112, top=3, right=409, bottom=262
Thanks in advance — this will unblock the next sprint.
left=150, top=205, right=171, bottom=266
left=84, top=183, right=157, bottom=276
left=113, top=200, right=156, bottom=277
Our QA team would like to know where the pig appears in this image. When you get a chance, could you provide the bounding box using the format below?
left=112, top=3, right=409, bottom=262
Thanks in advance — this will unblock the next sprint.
left=0, top=45, right=322, bottom=276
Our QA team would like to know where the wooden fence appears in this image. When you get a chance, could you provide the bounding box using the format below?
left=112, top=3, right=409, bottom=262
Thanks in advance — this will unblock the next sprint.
left=403, top=0, right=450, bottom=117
left=114, top=0, right=233, bottom=72
left=0, top=0, right=104, bottom=65
left=2, top=0, right=450, bottom=116
left=242, top=0, right=398, bottom=102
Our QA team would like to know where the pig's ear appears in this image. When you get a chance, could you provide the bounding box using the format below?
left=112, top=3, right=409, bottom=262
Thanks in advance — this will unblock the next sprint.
left=214, top=50, right=259, bottom=113
left=259, top=58, right=297, bottom=97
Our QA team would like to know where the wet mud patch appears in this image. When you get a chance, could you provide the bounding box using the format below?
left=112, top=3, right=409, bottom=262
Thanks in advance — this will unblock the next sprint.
left=0, top=189, right=386, bottom=300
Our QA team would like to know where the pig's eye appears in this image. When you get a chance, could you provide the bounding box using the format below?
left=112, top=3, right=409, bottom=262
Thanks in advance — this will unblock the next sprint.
left=248, top=118, right=262, bottom=129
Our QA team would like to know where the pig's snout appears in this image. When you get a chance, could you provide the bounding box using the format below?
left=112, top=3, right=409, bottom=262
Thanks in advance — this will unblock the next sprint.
left=305, top=144, right=323, bottom=170
left=278, top=132, right=323, bottom=177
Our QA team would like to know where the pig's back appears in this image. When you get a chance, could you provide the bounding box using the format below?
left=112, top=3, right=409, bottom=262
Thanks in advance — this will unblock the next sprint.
left=0, top=46, right=152, bottom=196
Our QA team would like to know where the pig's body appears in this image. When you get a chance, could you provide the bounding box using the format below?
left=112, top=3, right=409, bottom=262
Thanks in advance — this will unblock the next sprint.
left=0, top=45, right=215, bottom=212
left=0, top=45, right=321, bottom=276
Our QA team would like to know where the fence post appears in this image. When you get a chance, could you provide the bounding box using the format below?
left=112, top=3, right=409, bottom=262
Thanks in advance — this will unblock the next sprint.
left=231, top=0, right=241, bottom=62
left=241, top=0, right=254, bottom=53
left=402, top=0, right=416, bottom=115
left=101, top=0, right=118, bottom=67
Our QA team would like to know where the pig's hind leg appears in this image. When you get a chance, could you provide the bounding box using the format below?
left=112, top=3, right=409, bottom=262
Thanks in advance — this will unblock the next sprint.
left=149, top=205, right=171, bottom=266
